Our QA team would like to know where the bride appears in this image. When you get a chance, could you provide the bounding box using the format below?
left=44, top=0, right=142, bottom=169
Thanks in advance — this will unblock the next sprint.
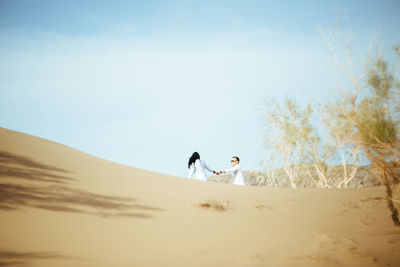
left=187, top=152, right=215, bottom=181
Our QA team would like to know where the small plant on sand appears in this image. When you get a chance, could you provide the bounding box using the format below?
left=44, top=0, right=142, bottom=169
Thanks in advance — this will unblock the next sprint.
left=197, top=201, right=228, bottom=212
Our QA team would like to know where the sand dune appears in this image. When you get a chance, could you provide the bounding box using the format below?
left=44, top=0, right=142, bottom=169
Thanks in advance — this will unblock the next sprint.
left=0, top=128, right=399, bottom=266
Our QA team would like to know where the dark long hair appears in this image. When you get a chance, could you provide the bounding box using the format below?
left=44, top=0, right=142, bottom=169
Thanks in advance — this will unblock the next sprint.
left=188, top=152, right=200, bottom=168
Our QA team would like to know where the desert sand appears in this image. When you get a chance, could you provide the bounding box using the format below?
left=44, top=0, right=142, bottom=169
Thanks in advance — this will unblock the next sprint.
left=0, top=128, right=399, bottom=267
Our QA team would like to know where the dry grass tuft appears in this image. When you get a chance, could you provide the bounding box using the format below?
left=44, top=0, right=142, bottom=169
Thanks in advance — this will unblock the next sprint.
left=197, top=201, right=227, bottom=211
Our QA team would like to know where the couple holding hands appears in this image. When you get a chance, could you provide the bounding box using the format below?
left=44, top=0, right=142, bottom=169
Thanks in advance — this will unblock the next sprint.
left=187, top=152, right=245, bottom=186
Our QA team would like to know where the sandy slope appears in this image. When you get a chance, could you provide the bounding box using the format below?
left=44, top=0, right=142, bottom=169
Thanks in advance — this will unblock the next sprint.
left=0, top=128, right=399, bottom=267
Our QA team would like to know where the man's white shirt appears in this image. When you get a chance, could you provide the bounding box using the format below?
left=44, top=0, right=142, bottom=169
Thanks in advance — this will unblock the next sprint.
left=225, top=164, right=245, bottom=185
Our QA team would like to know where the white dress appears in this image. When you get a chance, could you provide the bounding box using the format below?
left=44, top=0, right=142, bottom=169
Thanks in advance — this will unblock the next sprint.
left=188, top=159, right=214, bottom=181
left=225, top=164, right=245, bottom=185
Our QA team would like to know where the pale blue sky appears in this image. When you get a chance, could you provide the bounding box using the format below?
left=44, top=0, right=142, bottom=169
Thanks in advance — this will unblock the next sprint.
left=1, top=0, right=399, bottom=177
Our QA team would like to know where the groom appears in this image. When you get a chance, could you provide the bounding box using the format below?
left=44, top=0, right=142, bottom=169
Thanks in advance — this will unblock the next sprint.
left=217, top=156, right=245, bottom=186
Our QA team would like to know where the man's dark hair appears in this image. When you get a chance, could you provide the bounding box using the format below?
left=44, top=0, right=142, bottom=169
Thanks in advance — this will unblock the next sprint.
left=233, top=156, right=240, bottom=163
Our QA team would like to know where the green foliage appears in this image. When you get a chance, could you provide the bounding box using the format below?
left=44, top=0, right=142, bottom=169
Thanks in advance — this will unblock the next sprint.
left=356, top=57, right=398, bottom=146
left=357, top=100, right=396, bottom=144
left=366, top=58, right=394, bottom=99
left=264, top=97, right=314, bottom=160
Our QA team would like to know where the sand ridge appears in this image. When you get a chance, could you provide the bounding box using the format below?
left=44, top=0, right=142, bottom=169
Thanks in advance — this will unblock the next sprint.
left=0, top=128, right=399, bottom=266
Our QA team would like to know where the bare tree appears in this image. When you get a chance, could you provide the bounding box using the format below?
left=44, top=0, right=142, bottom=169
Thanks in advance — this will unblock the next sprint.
left=358, top=56, right=399, bottom=225
left=262, top=156, right=277, bottom=187
left=321, top=104, right=361, bottom=188
left=264, top=97, right=313, bottom=188
left=319, top=20, right=400, bottom=225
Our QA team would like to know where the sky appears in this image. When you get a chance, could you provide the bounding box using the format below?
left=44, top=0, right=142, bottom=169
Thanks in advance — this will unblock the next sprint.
left=1, top=0, right=399, bottom=177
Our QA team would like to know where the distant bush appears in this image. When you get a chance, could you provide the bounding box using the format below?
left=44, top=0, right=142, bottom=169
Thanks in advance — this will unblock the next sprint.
left=209, top=165, right=382, bottom=188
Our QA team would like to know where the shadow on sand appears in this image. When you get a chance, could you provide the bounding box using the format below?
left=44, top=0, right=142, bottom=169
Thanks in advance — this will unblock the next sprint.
left=0, top=250, right=74, bottom=266
left=0, top=151, right=162, bottom=219
left=0, top=151, right=73, bottom=184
